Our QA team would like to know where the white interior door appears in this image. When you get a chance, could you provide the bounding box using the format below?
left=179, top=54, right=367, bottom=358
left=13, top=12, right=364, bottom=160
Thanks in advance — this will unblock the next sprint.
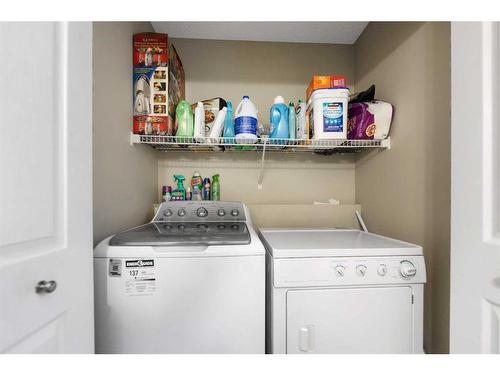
left=450, top=22, right=500, bottom=353
left=0, top=22, right=93, bottom=353
left=286, top=287, right=413, bottom=354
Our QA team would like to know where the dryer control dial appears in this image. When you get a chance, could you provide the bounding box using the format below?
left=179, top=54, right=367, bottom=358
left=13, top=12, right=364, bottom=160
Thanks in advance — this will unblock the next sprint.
left=163, top=209, right=173, bottom=217
left=334, top=265, right=345, bottom=277
left=400, top=260, right=417, bottom=279
left=177, top=208, right=187, bottom=217
left=356, top=265, right=367, bottom=277
left=377, top=264, right=388, bottom=276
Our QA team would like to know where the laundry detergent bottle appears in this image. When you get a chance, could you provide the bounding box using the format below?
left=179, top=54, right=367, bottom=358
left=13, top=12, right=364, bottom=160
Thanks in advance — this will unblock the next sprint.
left=175, top=100, right=194, bottom=138
left=235, top=96, right=258, bottom=144
left=223, top=101, right=235, bottom=138
left=270, top=96, right=289, bottom=139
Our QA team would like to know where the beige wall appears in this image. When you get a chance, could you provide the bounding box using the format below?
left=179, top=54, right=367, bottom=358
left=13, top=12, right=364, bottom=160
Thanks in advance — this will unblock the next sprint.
left=170, top=38, right=355, bottom=124
left=354, top=22, right=451, bottom=353
left=93, top=22, right=158, bottom=245
left=158, top=39, right=357, bottom=210
left=157, top=152, right=356, bottom=205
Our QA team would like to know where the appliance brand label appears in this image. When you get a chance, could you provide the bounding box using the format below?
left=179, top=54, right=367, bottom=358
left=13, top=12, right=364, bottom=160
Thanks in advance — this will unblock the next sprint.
left=125, top=259, right=154, bottom=268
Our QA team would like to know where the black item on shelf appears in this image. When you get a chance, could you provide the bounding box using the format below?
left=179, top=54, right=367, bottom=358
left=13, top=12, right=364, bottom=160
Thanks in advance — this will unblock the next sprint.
left=349, top=84, right=376, bottom=103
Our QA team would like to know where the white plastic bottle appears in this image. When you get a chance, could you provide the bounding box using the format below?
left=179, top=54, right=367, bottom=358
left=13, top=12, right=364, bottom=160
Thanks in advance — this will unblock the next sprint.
left=194, top=101, right=206, bottom=142
left=207, top=107, right=227, bottom=143
left=234, top=95, right=258, bottom=144
left=295, top=100, right=307, bottom=140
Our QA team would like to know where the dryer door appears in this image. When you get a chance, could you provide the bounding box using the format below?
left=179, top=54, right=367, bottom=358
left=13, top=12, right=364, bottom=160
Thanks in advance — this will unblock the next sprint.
left=286, top=287, right=413, bottom=354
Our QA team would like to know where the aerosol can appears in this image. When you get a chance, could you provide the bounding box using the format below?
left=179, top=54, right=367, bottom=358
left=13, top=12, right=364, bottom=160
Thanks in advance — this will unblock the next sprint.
left=203, top=177, right=211, bottom=200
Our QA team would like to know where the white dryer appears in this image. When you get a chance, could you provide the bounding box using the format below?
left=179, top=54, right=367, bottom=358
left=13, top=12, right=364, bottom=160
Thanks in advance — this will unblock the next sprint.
left=260, top=229, right=426, bottom=354
left=94, top=201, right=265, bottom=354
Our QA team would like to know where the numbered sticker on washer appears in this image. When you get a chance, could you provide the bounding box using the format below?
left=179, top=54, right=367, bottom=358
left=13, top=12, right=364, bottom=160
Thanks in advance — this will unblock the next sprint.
left=124, top=259, right=156, bottom=296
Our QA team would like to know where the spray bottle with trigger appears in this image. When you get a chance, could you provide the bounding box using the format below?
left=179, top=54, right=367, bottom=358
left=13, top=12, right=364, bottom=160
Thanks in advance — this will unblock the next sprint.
left=171, top=175, right=186, bottom=201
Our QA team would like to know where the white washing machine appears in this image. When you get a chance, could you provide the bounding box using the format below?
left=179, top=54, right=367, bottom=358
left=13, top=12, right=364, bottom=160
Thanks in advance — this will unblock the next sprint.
left=94, top=201, right=265, bottom=354
left=260, top=229, right=426, bottom=354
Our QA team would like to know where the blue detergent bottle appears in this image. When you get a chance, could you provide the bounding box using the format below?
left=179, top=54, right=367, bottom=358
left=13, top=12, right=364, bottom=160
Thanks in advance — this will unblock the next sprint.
left=270, top=96, right=289, bottom=139
left=223, top=101, right=235, bottom=138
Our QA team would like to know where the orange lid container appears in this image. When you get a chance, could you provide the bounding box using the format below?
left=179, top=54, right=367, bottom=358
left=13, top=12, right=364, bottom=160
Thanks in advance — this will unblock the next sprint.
left=306, top=75, right=347, bottom=101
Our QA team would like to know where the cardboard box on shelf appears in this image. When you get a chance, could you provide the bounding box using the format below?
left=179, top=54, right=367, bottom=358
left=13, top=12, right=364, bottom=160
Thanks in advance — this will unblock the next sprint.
left=306, top=75, right=346, bottom=102
left=133, top=33, right=185, bottom=135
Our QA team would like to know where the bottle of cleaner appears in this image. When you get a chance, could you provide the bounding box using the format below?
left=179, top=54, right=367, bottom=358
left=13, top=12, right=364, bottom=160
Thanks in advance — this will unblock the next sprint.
left=223, top=101, right=235, bottom=138
left=193, top=101, right=206, bottom=142
left=191, top=171, right=203, bottom=192
left=211, top=174, right=220, bottom=201
left=175, top=100, right=194, bottom=138
left=191, top=170, right=203, bottom=201
left=235, top=96, right=258, bottom=144
left=288, top=101, right=296, bottom=140
left=269, top=96, right=289, bottom=139
left=203, top=177, right=211, bottom=200
left=171, top=175, right=186, bottom=201
left=295, top=100, right=308, bottom=139
left=208, top=107, right=227, bottom=143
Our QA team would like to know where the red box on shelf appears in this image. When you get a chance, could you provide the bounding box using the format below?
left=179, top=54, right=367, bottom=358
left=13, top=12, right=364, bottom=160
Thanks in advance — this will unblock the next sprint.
left=132, top=33, right=185, bottom=135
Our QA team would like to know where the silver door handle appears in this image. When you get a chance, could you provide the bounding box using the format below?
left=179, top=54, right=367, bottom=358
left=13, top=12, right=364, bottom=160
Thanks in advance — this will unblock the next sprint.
left=35, top=280, right=57, bottom=294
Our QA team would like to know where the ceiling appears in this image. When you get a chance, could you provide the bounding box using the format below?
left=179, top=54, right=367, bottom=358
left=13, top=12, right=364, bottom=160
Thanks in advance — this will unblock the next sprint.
left=151, top=22, right=368, bottom=45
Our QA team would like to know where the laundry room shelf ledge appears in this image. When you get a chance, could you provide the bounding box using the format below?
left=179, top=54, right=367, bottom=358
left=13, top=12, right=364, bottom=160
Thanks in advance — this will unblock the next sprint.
left=129, top=133, right=391, bottom=154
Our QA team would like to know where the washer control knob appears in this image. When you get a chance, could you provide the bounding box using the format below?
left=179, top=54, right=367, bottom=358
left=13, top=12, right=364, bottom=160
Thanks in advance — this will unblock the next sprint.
left=377, top=264, right=388, bottom=276
left=334, top=265, right=345, bottom=277
left=164, top=209, right=173, bottom=217
left=230, top=209, right=239, bottom=217
left=217, top=209, right=226, bottom=217
left=356, top=265, right=367, bottom=277
left=400, top=260, right=417, bottom=279
left=196, top=207, right=208, bottom=217
left=177, top=208, right=186, bottom=217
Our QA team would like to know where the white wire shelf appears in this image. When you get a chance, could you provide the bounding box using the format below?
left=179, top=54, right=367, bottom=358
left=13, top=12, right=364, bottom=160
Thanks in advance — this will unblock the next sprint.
left=130, top=133, right=391, bottom=154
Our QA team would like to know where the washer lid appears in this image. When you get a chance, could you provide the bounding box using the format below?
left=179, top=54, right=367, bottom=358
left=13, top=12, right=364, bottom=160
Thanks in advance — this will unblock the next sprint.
left=109, top=222, right=251, bottom=247
left=259, top=229, right=422, bottom=258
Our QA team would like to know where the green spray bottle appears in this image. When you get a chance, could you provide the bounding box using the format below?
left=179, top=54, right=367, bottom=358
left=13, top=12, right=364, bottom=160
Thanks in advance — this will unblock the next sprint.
left=171, top=175, right=186, bottom=201
left=175, top=100, right=194, bottom=138
left=211, top=174, right=220, bottom=201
